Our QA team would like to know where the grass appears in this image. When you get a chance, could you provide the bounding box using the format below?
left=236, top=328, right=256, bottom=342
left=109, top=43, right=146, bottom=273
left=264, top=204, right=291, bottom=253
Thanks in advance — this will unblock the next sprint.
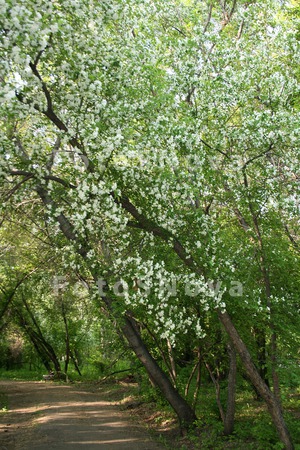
left=0, top=391, right=8, bottom=412
left=90, top=376, right=299, bottom=449
left=0, top=368, right=44, bottom=381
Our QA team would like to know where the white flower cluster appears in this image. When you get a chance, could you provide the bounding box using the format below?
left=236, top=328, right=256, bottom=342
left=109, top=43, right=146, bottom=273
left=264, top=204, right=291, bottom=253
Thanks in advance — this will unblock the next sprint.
left=1, top=0, right=299, bottom=345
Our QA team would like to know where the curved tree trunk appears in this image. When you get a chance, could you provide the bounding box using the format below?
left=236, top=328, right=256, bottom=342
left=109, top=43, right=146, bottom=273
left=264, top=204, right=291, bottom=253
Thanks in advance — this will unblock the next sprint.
left=14, top=306, right=62, bottom=373
left=36, top=186, right=197, bottom=431
left=27, top=333, right=52, bottom=372
left=218, top=310, right=294, bottom=450
left=122, top=314, right=197, bottom=431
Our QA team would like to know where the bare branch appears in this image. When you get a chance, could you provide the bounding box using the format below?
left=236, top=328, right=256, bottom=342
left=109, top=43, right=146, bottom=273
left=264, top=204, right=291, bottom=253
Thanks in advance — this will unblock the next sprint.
left=237, top=19, right=245, bottom=40
left=5, top=174, right=34, bottom=200
left=16, top=52, right=91, bottom=170
left=9, top=170, right=34, bottom=177
left=242, top=144, right=274, bottom=172
left=229, top=0, right=238, bottom=20
left=171, top=26, right=187, bottom=37
left=9, top=170, right=76, bottom=189
left=203, top=3, right=213, bottom=33
left=284, top=225, right=299, bottom=253
left=44, top=175, right=77, bottom=189
left=200, top=138, right=230, bottom=159
left=0, top=270, right=38, bottom=319
left=29, top=58, right=54, bottom=114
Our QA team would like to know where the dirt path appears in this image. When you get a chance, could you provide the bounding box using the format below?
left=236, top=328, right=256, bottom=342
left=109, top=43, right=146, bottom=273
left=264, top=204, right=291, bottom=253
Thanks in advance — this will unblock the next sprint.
left=0, top=380, right=166, bottom=450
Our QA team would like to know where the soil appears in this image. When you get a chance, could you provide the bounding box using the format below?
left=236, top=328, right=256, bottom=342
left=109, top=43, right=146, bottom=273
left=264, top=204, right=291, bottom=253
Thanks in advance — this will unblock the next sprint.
left=0, top=380, right=166, bottom=450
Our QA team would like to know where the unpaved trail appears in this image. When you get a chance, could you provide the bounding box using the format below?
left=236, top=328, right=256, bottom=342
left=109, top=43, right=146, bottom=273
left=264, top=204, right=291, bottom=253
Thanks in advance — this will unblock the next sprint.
left=0, top=380, right=166, bottom=450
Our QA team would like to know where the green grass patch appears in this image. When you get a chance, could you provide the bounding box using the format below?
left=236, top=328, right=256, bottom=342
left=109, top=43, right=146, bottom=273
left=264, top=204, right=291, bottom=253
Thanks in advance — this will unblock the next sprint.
left=185, top=383, right=300, bottom=450
left=0, top=391, right=9, bottom=411
left=0, top=368, right=44, bottom=381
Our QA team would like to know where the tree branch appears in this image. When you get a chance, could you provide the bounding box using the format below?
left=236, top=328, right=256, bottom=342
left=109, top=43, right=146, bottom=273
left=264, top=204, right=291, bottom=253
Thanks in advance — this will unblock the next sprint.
left=36, top=185, right=88, bottom=257
left=284, top=225, right=299, bottom=253
left=114, top=194, right=203, bottom=275
left=203, top=3, right=213, bottom=33
left=9, top=170, right=77, bottom=189
left=17, top=52, right=90, bottom=167
left=5, top=174, right=34, bottom=200
left=242, top=144, right=274, bottom=172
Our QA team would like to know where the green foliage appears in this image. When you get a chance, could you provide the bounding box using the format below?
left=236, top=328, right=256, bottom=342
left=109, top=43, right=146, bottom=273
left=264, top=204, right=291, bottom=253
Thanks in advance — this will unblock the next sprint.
left=0, top=391, right=8, bottom=412
left=0, top=0, right=299, bottom=448
left=0, top=368, right=44, bottom=381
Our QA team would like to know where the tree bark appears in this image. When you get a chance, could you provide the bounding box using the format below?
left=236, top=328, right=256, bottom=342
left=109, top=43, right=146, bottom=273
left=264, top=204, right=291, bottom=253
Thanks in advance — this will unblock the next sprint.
left=205, top=360, right=225, bottom=423
left=185, top=347, right=201, bottom=401
left=70, top=350, right=82, bottom=376
left=271, top=331, right=282, bottom=407
left=192, top=348, right=202, bottom=411
left=122, top=314, right=197, bottom=431
left=61, top=299, right=70, bottom=374
left=27, top=334, right=52, bottom=372
left=253, top=327, right=269, bottom=399
left=224, top=341, right=236, bottom=435
left=167, top=339, right=177, bottom=386
left=218, top=310, right=294, bottom=450
left=14, top=305, right=62, bottom=373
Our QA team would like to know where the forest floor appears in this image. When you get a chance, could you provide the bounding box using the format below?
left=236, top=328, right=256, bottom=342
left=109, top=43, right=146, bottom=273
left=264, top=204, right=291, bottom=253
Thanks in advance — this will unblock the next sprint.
left=1, top=378, right=299, bottom=450
left=0, top=379, right=169, bottom=450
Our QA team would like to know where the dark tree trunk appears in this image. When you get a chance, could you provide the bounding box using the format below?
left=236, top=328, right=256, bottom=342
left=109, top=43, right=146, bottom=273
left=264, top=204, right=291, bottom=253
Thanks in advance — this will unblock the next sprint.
left=143, top=323, right=177, bottom=385
left=218, top=310, right=294, bottom=450
left=26, top=334, right=52, bottom=372
left=70, top=350, right=82, bottom=376
left=185, top=346, right=201, bottom=403
left=31, top=330, right=61, bottom=373
left=270, top=330, right=282, bottom=411
left=254, top=327, right=269, bottom=390
left=224, top=341, right=236, bottom=436
left=122, top=314, right=197, bottom=432
left=14, top=306, right=62, bottom=373
left=61, top=301, right=70, bottom=374
left=205, top=360, right=225, bottom=423
left=192, top=348, right=202, bottom=411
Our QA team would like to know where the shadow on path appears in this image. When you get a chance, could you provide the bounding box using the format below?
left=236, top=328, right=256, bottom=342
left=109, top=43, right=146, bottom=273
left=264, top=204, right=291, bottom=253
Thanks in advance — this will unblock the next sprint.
left=0, top=380, right=165, bottom=450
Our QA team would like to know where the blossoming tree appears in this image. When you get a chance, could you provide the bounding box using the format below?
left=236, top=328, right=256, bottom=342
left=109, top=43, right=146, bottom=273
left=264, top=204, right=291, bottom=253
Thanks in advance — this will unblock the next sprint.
left=1, top=0, right=299, bottom=447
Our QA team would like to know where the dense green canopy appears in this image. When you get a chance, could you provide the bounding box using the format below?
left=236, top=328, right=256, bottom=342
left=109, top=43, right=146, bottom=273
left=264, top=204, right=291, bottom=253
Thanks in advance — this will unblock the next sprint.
left=0, top=1, right=299, bottom=448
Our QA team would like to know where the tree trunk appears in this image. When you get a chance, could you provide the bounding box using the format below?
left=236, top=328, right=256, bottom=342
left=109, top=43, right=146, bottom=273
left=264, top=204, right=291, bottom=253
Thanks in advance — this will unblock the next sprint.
left=205, top=360, right=225, bottom=423
left=122, top=314, right=197, bottom=431
left=185, top=347, right=201, bottom=401
left=218, top=310, right=294, bottom=450
left=143, top=323, right=177, bottom=385
left=28, top=334, right=52, bottom=372
left=61, top=301, right=70, bottom=374
left=167, top=339, right=177, bottom=385
left=224, top=341, right=236, bottom=435
left=192, top=349, right=202, bottom=411
left=70, top=350, right=82, bottom=376
left=15, top=307, right=62, bottom=373
left=271, top=331, right=281, bottom=406
left=254, top=327, right=269, bottom=390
